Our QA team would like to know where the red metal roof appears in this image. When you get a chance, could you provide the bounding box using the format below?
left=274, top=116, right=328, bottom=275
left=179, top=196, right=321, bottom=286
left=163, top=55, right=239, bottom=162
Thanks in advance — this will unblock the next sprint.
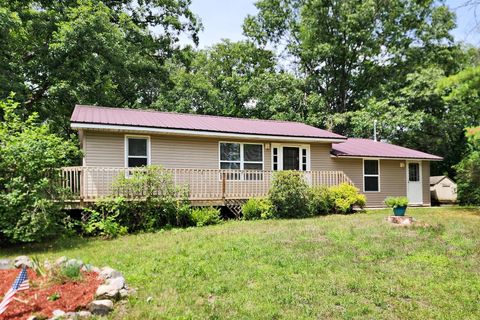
left=71, top=105, right=346, bottom=140
left=331, top=138, right=442, bottom=160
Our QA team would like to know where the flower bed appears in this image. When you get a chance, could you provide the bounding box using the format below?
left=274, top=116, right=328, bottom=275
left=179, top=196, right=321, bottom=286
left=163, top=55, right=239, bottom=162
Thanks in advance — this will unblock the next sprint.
left=0, top=257, right=130, bottom=320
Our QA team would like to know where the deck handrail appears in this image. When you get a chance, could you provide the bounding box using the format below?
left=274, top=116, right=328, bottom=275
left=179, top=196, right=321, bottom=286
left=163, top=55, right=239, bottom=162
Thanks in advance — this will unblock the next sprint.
left=59, top=167, right=354, bottom=202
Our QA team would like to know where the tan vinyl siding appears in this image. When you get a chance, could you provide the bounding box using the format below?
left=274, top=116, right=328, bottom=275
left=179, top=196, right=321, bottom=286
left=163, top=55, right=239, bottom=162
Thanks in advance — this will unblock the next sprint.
left=84, top=131, right=124, bottom=167
left=332, top=158, right=407, bottom=207
left=366, top=160, right=406, bottom=207
left=310, top=143, right=334, bottom=170
left=83, top=130, right=273, bottom=170
left=422, top=161, right=431, bottom=205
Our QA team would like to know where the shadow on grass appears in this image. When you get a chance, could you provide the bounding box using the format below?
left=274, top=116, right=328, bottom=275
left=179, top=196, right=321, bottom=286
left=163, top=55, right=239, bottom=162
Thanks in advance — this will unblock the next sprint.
left=1, top=235, right=96, bottom=257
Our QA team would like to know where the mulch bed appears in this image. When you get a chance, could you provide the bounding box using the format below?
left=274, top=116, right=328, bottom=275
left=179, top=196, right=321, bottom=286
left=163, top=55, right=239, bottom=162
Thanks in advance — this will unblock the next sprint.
left=0, top=269, right=102, bottom=320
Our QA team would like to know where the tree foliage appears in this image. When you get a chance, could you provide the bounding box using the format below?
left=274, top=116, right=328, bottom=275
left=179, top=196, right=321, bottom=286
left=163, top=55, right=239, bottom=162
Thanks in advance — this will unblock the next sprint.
left=0, top=0, right=201, bottom=131
left=244, top=0, right=461, bottom=115
left=455, top=127, right=480, bottom=205
left=0, top=95, right=80, bottom=243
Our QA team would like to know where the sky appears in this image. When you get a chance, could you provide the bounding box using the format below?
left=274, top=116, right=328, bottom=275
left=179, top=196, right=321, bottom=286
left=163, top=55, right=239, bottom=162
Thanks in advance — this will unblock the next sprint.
left=179, top=0, right=480, bottom=49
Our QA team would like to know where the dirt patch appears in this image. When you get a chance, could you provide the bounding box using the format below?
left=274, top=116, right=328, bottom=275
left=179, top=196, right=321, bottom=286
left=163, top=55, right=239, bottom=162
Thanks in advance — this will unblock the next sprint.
left=0, top=269, right=102, bottom=320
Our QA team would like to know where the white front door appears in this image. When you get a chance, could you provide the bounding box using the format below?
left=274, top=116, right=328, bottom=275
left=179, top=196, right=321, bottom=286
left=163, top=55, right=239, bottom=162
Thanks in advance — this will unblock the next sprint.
left=407, top=161, right=423, bottom=204
left=271, top=144, right=310, bottom=171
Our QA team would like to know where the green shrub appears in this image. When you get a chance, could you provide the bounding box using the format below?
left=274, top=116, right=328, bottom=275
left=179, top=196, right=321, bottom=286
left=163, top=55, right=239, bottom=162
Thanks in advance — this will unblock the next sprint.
left=80, top=166, right=194, bottom=235
left=82, top=206, right=128, bottom=239
left=190, top=207, right=221, bottom=227
left=329, top=183, right=366, bottom=213
left=309, top=186, right=334, bottom=215
left=384, top=196, right=409, bottom=208
left=0, top=95, right=80, bottom=244
left=242, top=198, right=274, bottom=220
left=268, top=171, right=312, bottom=218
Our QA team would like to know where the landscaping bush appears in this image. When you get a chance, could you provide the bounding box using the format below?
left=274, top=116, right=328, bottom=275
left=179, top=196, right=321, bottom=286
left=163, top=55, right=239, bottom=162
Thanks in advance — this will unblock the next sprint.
left=82, top=206, right=128, bottom=239
left=79, top=167, right=195, bottom=236
left=190, top=207, right=221, bottom=227
left=268, top=171, right=312, bottom=218
left=0, top=95, right=80, bottom=244
left=309, top=186, right=334, bottom=215
left=242, top=198, right=274, bottom=220
left=329, top=183, right=366, bottom=213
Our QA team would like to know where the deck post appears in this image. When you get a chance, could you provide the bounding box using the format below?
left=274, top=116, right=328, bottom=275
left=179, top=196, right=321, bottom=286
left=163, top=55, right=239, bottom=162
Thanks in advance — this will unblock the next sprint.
left=79, top=167, right=85, bottom=206
left=221, top=171, right=226, bottom=201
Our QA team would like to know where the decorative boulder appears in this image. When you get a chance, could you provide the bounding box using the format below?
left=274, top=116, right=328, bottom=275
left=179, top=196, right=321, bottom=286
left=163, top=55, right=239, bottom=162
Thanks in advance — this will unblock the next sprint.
left=0, top=259, right=13, bottom=270
left=55, top=256, right=68, bottom=266
left=88, top=300, right=114, bottom=316
left=99, top=267, right=123, bottom=280
left=106, top=276, right=126, bottom=290
left=95, top=284, right=120, bottom=300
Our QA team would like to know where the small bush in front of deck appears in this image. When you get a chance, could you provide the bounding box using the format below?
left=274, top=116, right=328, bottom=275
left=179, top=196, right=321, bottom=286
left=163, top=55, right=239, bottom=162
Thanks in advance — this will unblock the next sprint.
left=329, top=183, right=366, bottom=213
left=309, top=186, right=334, bottom=215
left=190, top=207, right=221, bottom=227
left=269, top=171, right=312, bottom=218
left=242, top=198, right=274, bottom=220
left=82, top=205, right=128, bottom=239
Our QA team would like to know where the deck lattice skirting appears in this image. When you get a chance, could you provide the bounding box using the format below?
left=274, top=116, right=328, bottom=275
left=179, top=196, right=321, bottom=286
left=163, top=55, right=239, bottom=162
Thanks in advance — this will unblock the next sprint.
left=60, top=167, right=354, bottom=206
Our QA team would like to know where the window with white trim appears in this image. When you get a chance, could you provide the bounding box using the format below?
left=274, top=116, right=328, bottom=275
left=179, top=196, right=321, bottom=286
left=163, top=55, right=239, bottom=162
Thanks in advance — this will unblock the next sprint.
left=220, top=142, right=263, bottom=179
left=364, top=159, right=379, bottom=192
left=126, top=137, right=149, bottom=168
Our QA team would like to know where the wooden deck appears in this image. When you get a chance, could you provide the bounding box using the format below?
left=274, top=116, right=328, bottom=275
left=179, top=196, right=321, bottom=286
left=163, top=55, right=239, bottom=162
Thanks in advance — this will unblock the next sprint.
left=60, top=167, right=354, bottom=206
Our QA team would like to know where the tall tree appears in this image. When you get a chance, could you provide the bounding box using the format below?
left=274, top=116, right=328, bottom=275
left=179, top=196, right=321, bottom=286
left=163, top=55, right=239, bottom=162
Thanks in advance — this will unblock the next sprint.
left=244, top=0, right=460, bottom=117
left=0, top=0, right=201, bottom=132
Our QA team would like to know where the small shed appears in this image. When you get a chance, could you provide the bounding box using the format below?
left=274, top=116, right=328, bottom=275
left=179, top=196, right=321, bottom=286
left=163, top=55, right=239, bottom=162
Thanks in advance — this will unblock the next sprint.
left=430, top=176, right=457, bottom=204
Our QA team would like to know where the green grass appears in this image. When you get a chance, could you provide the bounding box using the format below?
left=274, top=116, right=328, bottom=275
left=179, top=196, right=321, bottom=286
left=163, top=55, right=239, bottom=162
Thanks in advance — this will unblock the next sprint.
left=3, top=207, right=480, bottom=319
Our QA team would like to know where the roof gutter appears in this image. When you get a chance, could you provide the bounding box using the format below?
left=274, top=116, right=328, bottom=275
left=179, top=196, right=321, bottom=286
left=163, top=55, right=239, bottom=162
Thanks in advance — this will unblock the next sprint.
left=71, top=122, right=346, bottom=143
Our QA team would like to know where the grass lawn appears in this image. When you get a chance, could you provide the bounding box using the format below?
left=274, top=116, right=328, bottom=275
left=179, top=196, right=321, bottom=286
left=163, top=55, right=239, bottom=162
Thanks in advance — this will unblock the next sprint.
left=2, top=207, right=480, bottom=319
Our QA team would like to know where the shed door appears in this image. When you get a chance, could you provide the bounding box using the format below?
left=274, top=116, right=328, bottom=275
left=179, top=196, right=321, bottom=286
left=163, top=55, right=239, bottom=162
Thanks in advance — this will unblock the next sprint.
left=407, top=161, right=423, bottom=204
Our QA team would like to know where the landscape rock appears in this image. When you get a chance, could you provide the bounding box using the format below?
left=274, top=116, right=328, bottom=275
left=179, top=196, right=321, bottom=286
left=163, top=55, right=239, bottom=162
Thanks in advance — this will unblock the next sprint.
left=91, top=266, right=101, bottom=274
left=65, top=259, right=84, bottom=269
left=0, top=259, right=13, bottom=270
left=99, top=267, right=122, bottom=280
left=44, top=259, right=53, bottom=270
left=106, top=276, right=125, bottom=290
left=51, top=309, right=65, bottom=319
left=88, top=300, right=114, bottom=316
left=14, top=255, right=31, bottom=268
left=119, top=288, right=130, bottom=298
left=95, top=284, right=120, bottom=299
left=64, top=312, right=77, bottom=319
left=55, top=256, right=68, bottom=266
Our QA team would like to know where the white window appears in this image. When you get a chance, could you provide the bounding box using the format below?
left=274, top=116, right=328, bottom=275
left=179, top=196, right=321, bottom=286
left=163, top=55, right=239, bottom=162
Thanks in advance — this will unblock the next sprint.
left=219, top=142, right=263, bottom=170
left=125, top=136, right=150, bottom=168
left=219, top=142, right=263, bottom=180
left=364, top=159, right=380, bottom=192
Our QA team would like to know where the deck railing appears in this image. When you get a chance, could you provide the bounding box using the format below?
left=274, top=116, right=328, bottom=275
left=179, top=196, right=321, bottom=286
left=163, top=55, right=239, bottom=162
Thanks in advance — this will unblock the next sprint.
left=60, top=167, right=354, bottom=202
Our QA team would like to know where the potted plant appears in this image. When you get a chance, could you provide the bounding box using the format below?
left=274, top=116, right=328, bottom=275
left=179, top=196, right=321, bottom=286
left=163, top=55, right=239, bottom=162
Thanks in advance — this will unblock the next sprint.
left=384, top=197, right=409, bottom=216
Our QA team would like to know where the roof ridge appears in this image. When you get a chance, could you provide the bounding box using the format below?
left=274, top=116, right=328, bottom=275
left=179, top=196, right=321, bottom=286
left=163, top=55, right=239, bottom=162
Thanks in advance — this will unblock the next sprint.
left=75, top=104, right=309, bottom=125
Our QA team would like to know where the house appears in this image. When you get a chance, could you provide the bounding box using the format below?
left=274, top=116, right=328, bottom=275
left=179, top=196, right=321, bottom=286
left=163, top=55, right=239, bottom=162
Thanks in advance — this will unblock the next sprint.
left=63, top=105, right=442, bottom=208
left=430, top=176, right=457, bottom=204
